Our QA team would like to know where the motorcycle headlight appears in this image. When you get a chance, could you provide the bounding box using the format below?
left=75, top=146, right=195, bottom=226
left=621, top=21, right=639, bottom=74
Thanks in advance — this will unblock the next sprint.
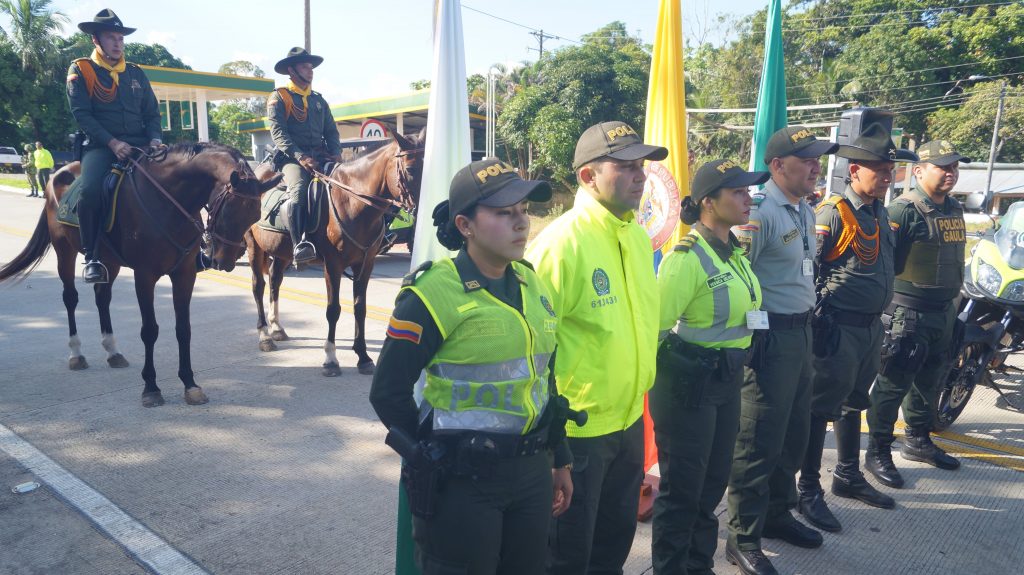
left=977, top=261, right=1003, bottom=296
left=1004, top=279, right=1024, bottom=301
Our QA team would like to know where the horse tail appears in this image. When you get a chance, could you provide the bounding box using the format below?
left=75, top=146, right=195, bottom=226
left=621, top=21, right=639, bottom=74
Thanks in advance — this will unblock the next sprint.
left=0, top=208, right=51, bottom=282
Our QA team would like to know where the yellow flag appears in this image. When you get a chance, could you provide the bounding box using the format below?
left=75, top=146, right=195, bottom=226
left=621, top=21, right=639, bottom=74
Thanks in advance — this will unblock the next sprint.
left=641, top=0, right=690, bottom=257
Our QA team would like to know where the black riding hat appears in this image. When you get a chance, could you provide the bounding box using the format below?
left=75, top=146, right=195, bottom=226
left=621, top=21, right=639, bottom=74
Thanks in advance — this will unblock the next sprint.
left=836, top=123, right=918, bottom=163
left=78, top=8, right=136, bottom=36
left=274, top=47, right=324, bottom=75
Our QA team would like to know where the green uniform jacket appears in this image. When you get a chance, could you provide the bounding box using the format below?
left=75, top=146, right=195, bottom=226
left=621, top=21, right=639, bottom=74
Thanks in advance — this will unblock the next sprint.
left=815, top=186, right=895, bottom=314
left=267, top=88, right=341, bottom=161
left=66, top=60, right=161, bottom=148
left=890, top=189, right=966, bottom=302
left=21, top=152, right=36, bottom=175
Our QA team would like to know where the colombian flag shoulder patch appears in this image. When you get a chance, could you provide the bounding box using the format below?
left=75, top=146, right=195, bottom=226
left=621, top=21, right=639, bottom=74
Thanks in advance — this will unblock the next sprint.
left=387, top=317, right=423, bottom=344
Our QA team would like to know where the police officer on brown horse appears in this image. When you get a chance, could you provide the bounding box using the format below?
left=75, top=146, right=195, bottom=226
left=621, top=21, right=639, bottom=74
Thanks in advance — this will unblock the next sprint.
left=268, top=47, right=342, bottom=264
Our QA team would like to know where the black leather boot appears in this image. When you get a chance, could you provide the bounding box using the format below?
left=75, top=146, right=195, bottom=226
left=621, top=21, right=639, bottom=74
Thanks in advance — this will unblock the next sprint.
left=865, top=435, right=905, bottom=488
left=831, top=410, right=894, bottom=509
left=798, top=415, right=842, bottom=532
left=726, top=540, right=779, bottom=575
left=288, top=204, right=315, bottom=264
left=902, top=426, right=960, bottom=470
left=78, top=204, right=108, bottom=284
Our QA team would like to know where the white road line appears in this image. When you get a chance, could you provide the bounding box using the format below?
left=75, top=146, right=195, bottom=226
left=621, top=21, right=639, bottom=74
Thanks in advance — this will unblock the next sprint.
left=0, top=422, right=209, bottom=575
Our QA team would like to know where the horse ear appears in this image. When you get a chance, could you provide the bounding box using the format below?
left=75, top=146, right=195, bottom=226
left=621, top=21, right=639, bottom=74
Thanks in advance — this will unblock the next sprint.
left=258, top=173, right=284, bottom=193
left=393, top=130, right=414, bottom=151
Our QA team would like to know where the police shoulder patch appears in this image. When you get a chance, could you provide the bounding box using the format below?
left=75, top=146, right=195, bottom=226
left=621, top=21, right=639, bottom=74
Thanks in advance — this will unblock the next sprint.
left=673, top=236, right=696, bottom=253
left=401, top=260, right=433, bottom=287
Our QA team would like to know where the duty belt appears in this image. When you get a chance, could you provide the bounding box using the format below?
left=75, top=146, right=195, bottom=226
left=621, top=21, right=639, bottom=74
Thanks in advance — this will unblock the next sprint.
left=830, top=308, right=878, bottom=327
left=768, top=310, right=813, bottom=330
left=890, top=292, right=951, bottom=313
left=437, top=426, right=550, bottom=458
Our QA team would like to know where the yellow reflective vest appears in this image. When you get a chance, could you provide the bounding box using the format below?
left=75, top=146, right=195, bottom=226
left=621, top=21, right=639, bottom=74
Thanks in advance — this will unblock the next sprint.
left=527, top=190, right=659, bottom=438
left=658, top=230, right=762, bottom=349
left=405, top=258, right=558, bottom=435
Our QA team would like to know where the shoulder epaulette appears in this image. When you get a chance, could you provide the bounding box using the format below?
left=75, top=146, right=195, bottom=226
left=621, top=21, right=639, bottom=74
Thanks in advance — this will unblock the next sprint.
left=401, top=260, right=433, bottom=287
left=673, top=234, right=697, bottom=253
left=815, top=194, right=843, bottom=214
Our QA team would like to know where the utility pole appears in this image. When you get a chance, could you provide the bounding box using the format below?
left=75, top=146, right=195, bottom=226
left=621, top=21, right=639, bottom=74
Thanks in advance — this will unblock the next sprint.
left=984, top=80, right=1007, bottom=214
left=304, top=0, right=311, bottom=51
left=528, top=30, right=557, bottom=58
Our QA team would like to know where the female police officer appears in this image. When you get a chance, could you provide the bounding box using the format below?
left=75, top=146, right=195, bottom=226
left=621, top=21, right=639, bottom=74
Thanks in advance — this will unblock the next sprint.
left=651, top=159, right=769, bottom=575
left=369, top=158, right=575, bottom=575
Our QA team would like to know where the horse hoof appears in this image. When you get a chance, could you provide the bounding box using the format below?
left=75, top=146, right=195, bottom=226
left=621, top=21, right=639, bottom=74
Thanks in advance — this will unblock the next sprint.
left=184, top=387, right=209, bottom=405
left=259, top=339, right=277, bottom=352
left=69, top=356, right=89, bottom=370
left=270, top=329, right=289, bottom=341
left=322, top=362, right=342, bottom=377
left=141, top=392, right=165, bottom=408
left=107, top=353, right=130, bottom=368
left=357, top=361, right=375, bottom=375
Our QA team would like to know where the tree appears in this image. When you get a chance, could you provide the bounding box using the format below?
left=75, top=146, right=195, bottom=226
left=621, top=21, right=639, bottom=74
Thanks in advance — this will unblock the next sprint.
left=219, top=60, right=264, bottom=78
left=0, top=0, right=67, bottom=73
left=927, top=82, right=1024, bottom=163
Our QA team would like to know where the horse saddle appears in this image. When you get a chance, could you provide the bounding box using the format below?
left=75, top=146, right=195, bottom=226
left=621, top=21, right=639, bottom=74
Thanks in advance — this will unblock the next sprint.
left=56, top=163, right=126, bottom=231
left=257, top=177, right=325, bottom=234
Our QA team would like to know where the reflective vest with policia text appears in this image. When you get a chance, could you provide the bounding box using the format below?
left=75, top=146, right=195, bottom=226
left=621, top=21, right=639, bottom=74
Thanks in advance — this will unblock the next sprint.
left=895, top=194, right=966, bottom=294
left=404, top=258, right=558, bottom=435
left=667, top=231, right=760, bottom=349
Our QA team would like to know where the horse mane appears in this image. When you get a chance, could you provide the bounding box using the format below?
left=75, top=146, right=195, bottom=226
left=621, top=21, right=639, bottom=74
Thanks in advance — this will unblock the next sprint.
left=161, top=142, right=255, bottom=179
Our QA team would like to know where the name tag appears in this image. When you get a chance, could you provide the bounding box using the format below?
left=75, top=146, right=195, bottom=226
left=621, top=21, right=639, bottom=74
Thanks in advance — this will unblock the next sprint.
left=706, top=271, right=734, bottom=290
left=747, top=310, right=770, bottom=330
left=782, top=229, right=799, bottom=244
left=803, top=258, right=814, bottom=276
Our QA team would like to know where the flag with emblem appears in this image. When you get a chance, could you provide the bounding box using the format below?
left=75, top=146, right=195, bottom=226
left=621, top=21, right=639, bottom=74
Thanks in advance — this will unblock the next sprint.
left=748, top=0, right=788, bottom=172
left=396, top=2, right=471, bottom=573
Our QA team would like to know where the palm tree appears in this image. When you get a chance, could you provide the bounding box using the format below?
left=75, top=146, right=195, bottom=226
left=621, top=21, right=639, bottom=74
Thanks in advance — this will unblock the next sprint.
left=0, top=0, right=68, bottom=73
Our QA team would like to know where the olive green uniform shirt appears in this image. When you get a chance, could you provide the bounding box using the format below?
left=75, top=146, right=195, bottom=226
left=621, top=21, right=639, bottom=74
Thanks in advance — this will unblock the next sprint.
left=889, top=189, right=966, bottom=302
left=66, top=61, right=161, bottom=148
left=267, top=88, right=341, bottom=161
left=815, top=186, right=895, bottom=314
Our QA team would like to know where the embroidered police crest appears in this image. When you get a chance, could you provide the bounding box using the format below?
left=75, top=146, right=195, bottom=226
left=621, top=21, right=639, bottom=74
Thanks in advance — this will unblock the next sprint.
left=540, top=295, right=556, bottom=317
left=592, top=268, right=610, bottom=296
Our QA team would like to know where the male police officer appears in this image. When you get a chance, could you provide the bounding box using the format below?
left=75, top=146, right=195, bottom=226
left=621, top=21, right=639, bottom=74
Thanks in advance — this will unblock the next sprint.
left=799, top=123, right=917, bottom=532
left=527, top=121, right=665, bottom=574
left=865, top=141, right=969, bottom=487
left=67, top=9, right=163, bottom=283
left=268, top=47, right=341, bottom=264
left=34, top=142, right=54, bottom=191
left=729, top=126, right=836, bottom=575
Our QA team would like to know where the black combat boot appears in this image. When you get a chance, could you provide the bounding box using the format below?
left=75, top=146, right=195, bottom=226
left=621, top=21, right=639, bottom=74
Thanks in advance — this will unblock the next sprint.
left=798, top=415, right=842, bottom=532
left=831, top=410, right=895, bottom=509
left=865, top=435, right=905, bottom=488
left=288, top=204, right=315, bottom=264
left=902, top=426, right=960, bottom=470
left=78, top=203, right=108, bottom=284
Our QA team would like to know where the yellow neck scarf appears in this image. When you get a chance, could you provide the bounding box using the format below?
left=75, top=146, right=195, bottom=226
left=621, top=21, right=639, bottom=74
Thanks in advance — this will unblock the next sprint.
left=287, top=80, right=312, bottom=110
left=91, top=48, right=126, bottom=87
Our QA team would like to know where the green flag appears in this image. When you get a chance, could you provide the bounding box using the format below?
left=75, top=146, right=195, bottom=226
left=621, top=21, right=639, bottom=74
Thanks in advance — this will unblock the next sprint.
left=749, top=0, right=788, bottom=171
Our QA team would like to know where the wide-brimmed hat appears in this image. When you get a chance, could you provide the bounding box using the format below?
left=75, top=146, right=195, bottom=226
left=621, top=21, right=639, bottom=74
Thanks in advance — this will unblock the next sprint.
left=836, top=123, right=918, bottom=163
left=572, top=121, right=668, bottom=170
left=445, top=159, right=552, bottom=221
left=78, top=9, right=136, bottom=36
left=274, top=47, right=324, bottom=75
left=915, top=140, right=972, bottom=166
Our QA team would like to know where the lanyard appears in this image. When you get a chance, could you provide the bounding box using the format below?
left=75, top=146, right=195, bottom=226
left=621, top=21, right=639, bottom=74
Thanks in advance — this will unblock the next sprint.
left=785, top=203, right=811, bottom=255
left=726, top=258, right=757, bottom=303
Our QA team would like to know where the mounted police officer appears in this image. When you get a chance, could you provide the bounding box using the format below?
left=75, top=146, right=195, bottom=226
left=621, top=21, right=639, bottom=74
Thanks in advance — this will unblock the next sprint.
left=799, top=123, right=917, bottom=533
left=865, top=140, right=969, bottom=488
left=268, top=47, right=342, bottom=264
left=66, top=9, right=163, bottom=284
left=652, top=159, right=768, bottom=575
left=728, top=126, right=837, bottom=575
left=369, top=159, right=573, bottom=575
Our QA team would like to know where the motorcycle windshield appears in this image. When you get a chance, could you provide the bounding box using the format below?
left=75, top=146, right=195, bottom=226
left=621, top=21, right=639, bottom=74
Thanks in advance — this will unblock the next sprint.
left=994, top=202, right=1024, bottom=270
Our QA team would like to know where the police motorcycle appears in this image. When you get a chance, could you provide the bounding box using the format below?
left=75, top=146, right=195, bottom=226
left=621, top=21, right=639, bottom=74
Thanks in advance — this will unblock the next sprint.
left=934, top=194, right=1024, bottom=430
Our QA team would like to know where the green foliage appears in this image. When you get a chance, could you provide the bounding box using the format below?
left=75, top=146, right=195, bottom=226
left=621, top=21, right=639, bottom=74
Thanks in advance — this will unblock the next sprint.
left=927, top=82, right=1024, bottom=163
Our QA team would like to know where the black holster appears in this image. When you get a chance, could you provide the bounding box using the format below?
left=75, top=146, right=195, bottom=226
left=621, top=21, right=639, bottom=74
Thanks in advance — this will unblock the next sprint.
left=72, top=131, right=87, bottom=162
left=880, top=306, right=927, bottom=376
left=385, top=427, right=448, bottom=520
left=656, top=333, right=721, bottom=407
left=812, top=305, right=840, bottom=358
left=271, top=148, right=293, bottom=172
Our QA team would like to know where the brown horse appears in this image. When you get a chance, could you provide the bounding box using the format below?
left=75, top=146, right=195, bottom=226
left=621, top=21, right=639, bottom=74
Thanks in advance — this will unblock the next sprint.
left=0, top=143, right=282, bottom=407
left=245, top=131, right=424, bottom=375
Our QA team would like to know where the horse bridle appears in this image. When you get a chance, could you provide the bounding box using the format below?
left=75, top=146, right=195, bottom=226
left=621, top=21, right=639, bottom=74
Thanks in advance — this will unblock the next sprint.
left=205, top=182, right=260, bottom=249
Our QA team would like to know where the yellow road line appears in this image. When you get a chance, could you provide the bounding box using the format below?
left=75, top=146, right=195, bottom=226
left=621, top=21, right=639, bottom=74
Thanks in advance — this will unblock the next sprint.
left=860, top=418, right=1024, bottom=473
left=0, top=224, right=31, bottom=238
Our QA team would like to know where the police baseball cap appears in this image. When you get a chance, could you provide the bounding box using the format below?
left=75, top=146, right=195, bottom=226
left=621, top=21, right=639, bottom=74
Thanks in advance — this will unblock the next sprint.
left=915, top=140, right=972, bottom=166
left=764, top=125, right=839, bottom=164
left=836, top=123, right=919, bottom=163
left=572, top=121, right=668, bottom=170
left=691, top=159, right=770, bottom=204
left=446, top=159, right=552, bottom=220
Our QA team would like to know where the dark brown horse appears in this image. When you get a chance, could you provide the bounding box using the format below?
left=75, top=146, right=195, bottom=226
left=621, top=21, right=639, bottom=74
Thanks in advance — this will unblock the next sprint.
left=245, top=131, right=424, bottom=375
left=0, top=143, right=282, bottom=406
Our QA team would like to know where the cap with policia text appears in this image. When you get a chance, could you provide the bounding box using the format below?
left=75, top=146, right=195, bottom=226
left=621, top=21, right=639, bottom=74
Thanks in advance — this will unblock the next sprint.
left=836, top=122, right=919, bottom=162
left=445, top=159, right=552, bottom=220
left=915, top=140, right=972, bottom=166
left=691, top=159, right=770, bottom=204
left=573, top=121, right=668, bottom=170
left=764, top=125, right=839, bottom=164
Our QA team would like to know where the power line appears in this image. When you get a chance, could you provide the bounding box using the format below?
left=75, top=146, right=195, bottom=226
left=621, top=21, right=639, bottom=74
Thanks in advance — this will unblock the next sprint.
left=461, top=4, right=581, bottom=45
left=790, top=1, right=1016, bottom=23
left=784, top=10, right=1011, bottom=33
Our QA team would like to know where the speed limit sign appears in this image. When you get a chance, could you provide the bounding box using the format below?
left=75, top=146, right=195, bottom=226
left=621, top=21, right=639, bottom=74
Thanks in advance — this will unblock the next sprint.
left=360, top=119, right=388, bottom=139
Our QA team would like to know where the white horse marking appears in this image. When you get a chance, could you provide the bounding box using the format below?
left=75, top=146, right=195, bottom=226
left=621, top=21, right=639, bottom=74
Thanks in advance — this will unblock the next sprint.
left=100, top=333, right=121, bottom=359
left=324, top=341, right=338, bottom=366
left=68, top=334, right=83, bottom=360
left=268, top=299, right=282, bottom=333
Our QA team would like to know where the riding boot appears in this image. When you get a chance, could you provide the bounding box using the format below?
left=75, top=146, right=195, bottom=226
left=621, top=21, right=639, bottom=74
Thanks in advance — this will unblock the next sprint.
left=195, top=235, right=213, bottom=272
left=865, top=435, right=904, bottom=488
left=798, top=415, right=841, bottom=532
left=288, top=204, right=316, bottom=264
left=831, top=410, right=894, bottom=509
left=901, top=426, right=960, bottom=470
left=78, top=203, right=108, bottom=284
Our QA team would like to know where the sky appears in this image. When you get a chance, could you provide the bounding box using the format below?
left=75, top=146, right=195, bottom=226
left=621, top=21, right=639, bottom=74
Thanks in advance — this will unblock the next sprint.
left=24, top=1, right=769, bottom=105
